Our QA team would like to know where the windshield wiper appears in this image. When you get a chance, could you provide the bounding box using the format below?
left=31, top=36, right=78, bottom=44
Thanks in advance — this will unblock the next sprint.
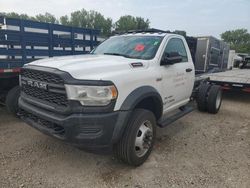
left=103, top=53, right=132, bottom=58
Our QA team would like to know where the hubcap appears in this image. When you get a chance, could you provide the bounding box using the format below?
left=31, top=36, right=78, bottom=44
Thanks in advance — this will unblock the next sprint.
left=134, top=120, right=153, bottom=157
left=216, top=91, right=222, bottom=109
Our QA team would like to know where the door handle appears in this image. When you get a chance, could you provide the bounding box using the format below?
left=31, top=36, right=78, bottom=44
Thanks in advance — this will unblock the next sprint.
left=186, top=68, right=193, bottom=72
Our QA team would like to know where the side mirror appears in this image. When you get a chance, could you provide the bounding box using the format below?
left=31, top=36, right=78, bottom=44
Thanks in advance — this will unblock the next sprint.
left=161, top=52, right=182, bottom=65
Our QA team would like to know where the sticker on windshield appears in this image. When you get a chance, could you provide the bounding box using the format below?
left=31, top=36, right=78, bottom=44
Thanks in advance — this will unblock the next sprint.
left=154, top=41, right=159, bottom=45
left=134, top=44, right=145, bottom=52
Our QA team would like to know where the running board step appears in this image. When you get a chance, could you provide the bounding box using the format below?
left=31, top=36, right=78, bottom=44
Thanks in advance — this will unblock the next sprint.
left=158, top=106, right=194, bottom=128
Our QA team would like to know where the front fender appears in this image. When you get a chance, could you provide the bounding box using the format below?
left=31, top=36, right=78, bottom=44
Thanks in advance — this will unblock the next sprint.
left=112, top=86, right=163, bottom=143
left=119, top=86, right=163, bottom=111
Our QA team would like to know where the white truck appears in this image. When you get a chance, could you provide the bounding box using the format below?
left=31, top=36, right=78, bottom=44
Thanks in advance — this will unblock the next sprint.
left=19, top=30, right=222, bottom=166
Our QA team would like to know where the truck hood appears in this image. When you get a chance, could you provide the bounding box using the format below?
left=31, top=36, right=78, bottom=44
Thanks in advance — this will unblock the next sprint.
left=27, top=54, right=149, bottom=80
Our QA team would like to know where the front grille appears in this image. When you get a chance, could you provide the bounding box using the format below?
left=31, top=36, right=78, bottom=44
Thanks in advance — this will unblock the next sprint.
left=21, top=69, right=68, bottom=107
left=22, top=69, right=64, bottom=85
left=22, top=85, right=68, bottom=106
left=19, top=109, right=65, bottom=136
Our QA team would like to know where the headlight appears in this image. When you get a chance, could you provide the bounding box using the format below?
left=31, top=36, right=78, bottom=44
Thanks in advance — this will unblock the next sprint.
left=65, top=85, right=118, bottom=106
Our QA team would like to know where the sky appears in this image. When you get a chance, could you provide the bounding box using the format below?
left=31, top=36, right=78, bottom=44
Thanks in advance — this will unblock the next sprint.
left=1, top=0, right=250, bottom=38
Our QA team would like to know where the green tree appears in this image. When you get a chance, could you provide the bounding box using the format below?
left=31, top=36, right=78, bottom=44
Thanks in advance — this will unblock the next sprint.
left=0, top=12, right=34, bottom=20
left=35, top=12, right=58, bottom=24
left=0, top=12, right=57, bottom=23
left=70, top=10, right=88, bottom=27
left=136, top=17, right=150, bottom=30
left=86, top=10, right=113, bottom=36
left=115, top=15, right=150, bottom=32
left=63, top=8, right=113, bottom=36
left=60, top=15, right=70, bottom=26
left=221, top=29, right=250, bottom=53
left=1, top=10, right=151, bottom=37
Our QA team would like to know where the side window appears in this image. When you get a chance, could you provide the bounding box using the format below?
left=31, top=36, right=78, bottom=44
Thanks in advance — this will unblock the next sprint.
left=164, top=38, right=188, bottom=62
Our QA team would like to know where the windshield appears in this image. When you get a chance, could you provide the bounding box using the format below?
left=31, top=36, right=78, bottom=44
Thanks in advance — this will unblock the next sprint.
left=92, top=35, right=163, bottom=60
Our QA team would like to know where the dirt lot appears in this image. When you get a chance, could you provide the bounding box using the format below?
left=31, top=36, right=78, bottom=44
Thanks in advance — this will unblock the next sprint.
left=0, top=92, right=249, bottom=188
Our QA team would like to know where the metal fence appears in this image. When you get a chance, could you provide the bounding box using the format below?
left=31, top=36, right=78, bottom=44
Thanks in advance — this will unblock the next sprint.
left=0, top=17, right=100, bottom=70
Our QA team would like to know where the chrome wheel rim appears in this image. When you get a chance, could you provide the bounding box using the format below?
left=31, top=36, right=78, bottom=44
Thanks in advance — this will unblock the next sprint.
left=134, top=120, right=153, bottom=157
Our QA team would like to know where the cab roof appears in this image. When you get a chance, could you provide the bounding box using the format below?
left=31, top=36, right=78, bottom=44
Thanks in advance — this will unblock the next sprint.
left=120, top=32, right=168, bottom=37
left=114, top=28, right=182, bottom=37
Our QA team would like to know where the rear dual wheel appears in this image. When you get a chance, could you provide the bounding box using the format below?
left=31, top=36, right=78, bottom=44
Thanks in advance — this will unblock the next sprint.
left=197, top=83, right=222, bottom=114
left=197, top=83, right=211, bottom=112
left=207, top=85, right=222, bottom=114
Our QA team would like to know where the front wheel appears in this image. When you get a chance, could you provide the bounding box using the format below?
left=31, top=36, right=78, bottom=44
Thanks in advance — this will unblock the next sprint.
left=114, top=109, right=156, bottom=166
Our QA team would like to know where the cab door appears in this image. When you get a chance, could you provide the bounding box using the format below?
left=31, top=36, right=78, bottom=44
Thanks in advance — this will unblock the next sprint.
left=159, top=37, right=194, bottom=112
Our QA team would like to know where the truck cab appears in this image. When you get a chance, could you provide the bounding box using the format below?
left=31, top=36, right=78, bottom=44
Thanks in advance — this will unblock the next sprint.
left=19, top=30, right=221, bottom=166
left=91, top=32, right=195, bottom=113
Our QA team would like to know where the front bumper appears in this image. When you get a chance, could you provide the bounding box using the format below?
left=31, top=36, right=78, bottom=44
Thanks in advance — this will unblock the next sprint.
left=19, top=97, right=131, bottom=149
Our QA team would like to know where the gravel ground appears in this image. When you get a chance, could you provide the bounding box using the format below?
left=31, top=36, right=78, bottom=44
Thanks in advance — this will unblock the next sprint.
left=0, top=91, right=249, bottom=188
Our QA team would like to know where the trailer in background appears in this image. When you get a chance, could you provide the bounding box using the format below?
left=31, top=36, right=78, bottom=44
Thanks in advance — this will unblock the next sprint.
left=204, top=68, right=250, bottom=93
left=203, top=56, right=250, bottom=93
left=194, top=36, right=230, bottom=74
left=0, top=16, right=100, bottom=113
left=237, top=54, right=250, bottom=69
left=198, top=43, right=250, bottom=94
left=221, top=41, right=230, bottom=69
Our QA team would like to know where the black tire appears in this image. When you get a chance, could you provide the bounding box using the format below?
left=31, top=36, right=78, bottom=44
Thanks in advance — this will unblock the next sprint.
left=114, top=109, right=156, bottom=166
left=207, top=85, right=222, bottom=114
left=197, top=83, right=211, bottom=112
left=5, top=86, right=21, bottom=115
